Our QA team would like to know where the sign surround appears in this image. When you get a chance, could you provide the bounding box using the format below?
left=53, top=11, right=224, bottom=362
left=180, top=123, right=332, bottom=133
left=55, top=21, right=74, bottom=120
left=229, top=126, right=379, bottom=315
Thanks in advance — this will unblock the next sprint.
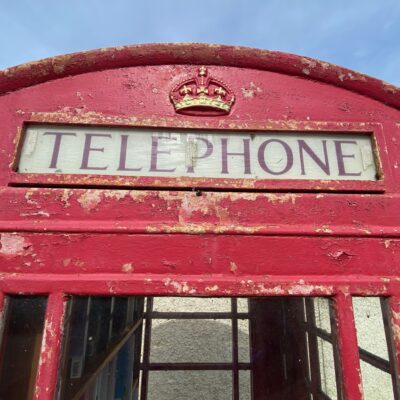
left=18, top=125, right=377, bottom=182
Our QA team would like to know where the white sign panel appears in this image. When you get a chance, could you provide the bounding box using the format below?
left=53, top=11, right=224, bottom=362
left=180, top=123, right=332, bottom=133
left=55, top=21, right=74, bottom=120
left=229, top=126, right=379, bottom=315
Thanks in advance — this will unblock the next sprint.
left=18, top=125, right=377, bottom=181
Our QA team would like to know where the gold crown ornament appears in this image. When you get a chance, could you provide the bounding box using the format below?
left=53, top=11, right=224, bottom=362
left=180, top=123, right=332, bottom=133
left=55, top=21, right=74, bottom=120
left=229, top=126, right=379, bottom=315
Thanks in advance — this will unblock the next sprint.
left=170, top=66, right=235, bottom=116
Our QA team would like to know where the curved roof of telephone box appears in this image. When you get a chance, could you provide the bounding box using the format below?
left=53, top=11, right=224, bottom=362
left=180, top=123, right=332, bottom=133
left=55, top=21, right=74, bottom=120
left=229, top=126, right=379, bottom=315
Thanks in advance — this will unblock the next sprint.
left=0, top=43, right=399, bottom=109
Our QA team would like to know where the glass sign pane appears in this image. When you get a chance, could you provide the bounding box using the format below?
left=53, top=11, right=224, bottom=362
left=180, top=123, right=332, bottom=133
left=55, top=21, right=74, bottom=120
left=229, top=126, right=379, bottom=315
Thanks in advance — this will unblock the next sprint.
left=18, top=125, right=377, bottom=181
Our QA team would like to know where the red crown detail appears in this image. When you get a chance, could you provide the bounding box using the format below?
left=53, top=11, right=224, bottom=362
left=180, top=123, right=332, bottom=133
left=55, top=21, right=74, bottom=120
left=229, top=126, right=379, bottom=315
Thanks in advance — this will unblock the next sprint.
left=170, top=66, right=235, bottom=116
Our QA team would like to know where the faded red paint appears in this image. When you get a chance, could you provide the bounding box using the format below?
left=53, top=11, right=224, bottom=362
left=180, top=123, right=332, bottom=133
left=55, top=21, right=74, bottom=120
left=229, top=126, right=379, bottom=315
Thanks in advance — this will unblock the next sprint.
left=389, top=297, right=400, bottom=384
left=334, top=293, right=363, bottom=400
left=0, top=43, right=399, bottom=399
left=33, top=293, right=66, bottom=400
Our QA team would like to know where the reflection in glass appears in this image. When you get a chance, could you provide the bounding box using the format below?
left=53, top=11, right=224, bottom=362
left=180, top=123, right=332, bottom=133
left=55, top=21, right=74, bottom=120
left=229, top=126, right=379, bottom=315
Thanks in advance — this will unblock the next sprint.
left=144, top=297, right=342, bottom=400
left=147, top=371, right=232, bottom=400
left=56, top=296, right=345, bottom=400
left=353, top=297, right=397, bottom=400
left=57, top=296, right=144, bottom=400
left=0, top=296, right=47, bottom=400
left=249, top=298, right=341, bottom=400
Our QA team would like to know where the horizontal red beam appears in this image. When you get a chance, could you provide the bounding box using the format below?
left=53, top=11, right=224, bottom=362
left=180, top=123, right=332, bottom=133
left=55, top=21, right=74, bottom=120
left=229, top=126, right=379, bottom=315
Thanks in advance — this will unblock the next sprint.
left=0, top=233, right=399, bottom=276
left=1, top=189, right=400, bottom=237
left=0, top=274, right=397, bottom=296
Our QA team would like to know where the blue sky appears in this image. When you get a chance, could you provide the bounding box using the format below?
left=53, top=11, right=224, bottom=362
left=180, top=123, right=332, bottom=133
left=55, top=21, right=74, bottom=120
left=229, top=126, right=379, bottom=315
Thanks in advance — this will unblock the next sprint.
left=0, top=0, right=399, bottom=86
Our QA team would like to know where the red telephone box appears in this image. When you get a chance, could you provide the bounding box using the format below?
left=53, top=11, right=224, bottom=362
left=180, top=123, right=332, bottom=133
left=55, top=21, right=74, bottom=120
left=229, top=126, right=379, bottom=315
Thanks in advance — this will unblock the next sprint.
left=0, top=43, right=399, bottom=400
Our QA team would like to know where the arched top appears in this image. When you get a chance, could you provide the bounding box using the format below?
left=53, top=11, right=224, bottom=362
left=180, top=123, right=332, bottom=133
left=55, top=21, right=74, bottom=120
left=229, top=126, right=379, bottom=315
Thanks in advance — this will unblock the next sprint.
left=0, top=42, right=399, bottom=109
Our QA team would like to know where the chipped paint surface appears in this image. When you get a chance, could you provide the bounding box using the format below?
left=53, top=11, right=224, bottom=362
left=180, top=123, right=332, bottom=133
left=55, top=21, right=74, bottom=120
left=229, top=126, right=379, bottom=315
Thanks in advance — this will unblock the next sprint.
left=77, top=190, right=102, bottom=211
left=0, top=43, right=400, bottom=400
left=1, top=43, right=399, bottom=110
left=33, top=294, right=66, bottom=400
left=122, top=263, right=134, bottom=273
left=241, top=81, right=263, bottom=98
left=0, top=233, right=31, bottom=257
left=163, top=278, right=197, bottom=294
left=265, top=193, right=298, bottom=204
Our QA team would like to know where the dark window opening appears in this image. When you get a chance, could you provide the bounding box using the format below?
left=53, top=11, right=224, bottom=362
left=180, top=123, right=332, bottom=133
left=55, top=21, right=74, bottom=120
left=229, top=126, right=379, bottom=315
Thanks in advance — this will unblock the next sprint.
left=49, top=295, right=399, bottom=399
left=0, top=296, right=47, bottom=400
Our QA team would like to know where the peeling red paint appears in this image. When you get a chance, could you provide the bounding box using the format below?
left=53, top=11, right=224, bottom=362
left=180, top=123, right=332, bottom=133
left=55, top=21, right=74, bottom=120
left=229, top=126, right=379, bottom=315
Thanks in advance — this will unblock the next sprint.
left=0, top=233, right=31, bottom=257
left=0, top=43, right=399, bottom=399
left=33, top=293, right=66, bottom=400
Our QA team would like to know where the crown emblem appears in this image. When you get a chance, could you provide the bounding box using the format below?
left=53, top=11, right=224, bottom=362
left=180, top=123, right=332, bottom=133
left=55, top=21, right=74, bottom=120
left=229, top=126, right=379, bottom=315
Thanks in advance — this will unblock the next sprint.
left=170, top=66, right=235, bottom=116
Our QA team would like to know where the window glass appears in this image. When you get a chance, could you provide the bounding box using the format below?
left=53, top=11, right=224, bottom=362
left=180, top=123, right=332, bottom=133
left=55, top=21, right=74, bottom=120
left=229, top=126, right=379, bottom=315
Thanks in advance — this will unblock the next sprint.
left=0, top=296, right=47, bottom=400
left=314, top=297, right=332, bottom=334
left=57, top=296, right=343, bottom=400
left=152, top=297, right=231, bottom=312
left=57, top=296, right=144, bottom=400
left=147, top=371, right=232, bottom=400
left=150, top=318, right=232, bottom=363
left=353, top=297, right=396, bottom=400
left=317, top=338, right=337, bottom=399
left=360, top=360, right=393, bottom=400
left=353, top=297, right=389, bottom=360
left=238, top=319, right=250, bottom=363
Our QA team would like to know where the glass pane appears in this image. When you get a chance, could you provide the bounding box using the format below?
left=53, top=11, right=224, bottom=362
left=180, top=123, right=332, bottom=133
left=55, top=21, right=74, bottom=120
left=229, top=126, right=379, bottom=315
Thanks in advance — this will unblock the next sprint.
left=237, top=298, right=249, bottom=313
left=360, top=360, right=394, bottom=400
left=239, top=370, right=251, bottom=400
left=317, top=338, right=337, bottom=399
left=313, top=297, right=331, bottom=333
left=353, top=297, right=396, bottom=400
left=0, top=296, right=47, bottom=400
left=353, top=297, right=389, bottom=360
left=153, top=297, right=231, bottom=312
left=249, top=297, right=341, bottom=400
left=238, top=319, right=250, bottom=363
left=147, top=371, right=232, bottom=400
left=57, top=296, right=342, bottom=399
left=58, top=296, right=144, bottom=400
left=112, top=297, right=128, bottom=338
left=150, top=319, right=232, bottom=363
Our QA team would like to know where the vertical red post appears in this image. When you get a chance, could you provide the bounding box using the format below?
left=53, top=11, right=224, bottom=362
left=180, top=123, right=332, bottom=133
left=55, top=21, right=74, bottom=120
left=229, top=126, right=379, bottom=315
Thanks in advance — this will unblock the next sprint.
left=33, top=292, right=66, bottom=400
left=389, top=296, right=400, bottom=392
left=0, top=293, right=5, bottom=341
left=0, top=292, right=5, bottom=318
left=334, top=292, right=363, bottom=400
